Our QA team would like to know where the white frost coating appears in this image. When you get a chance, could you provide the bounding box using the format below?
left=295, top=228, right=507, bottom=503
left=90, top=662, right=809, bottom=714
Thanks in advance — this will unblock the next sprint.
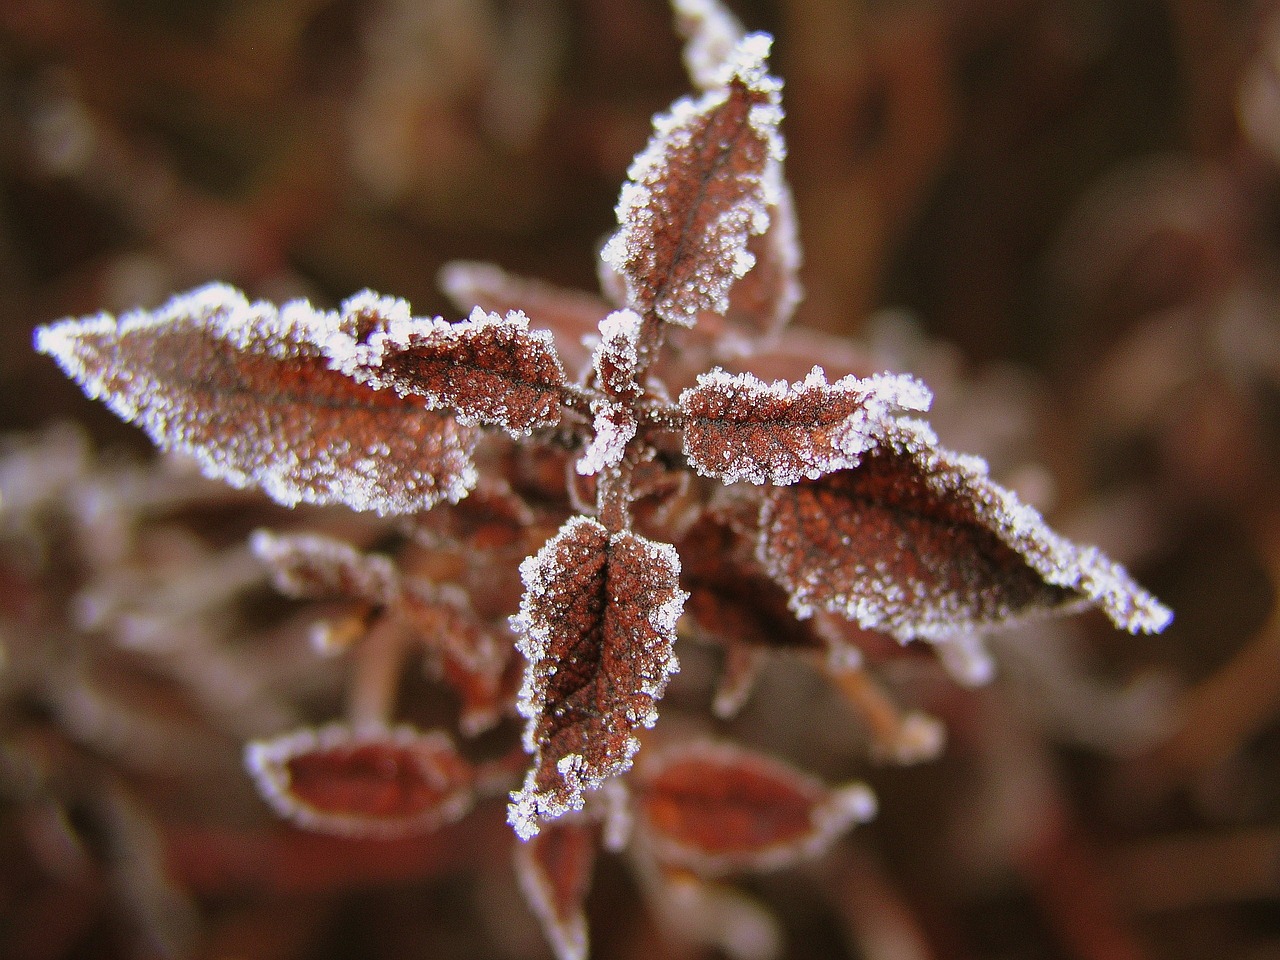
left=576, top=402, right=638, bottom=476
left=592, top=308, right=642, bottom=393
left=761, top=416, right=1172, bottom=640
left=600, top=33, right=784, bottom=327
left=36, top=283, right=478, bottom=516
left=327, top=302, right=564, bottom=436
left=244, top=723, right=473, bottom=838
left=673, top=0, right=746, bottom=90
left=681, top=366, right=932, bottom=485
left=508, top=519, right=685, bottom=839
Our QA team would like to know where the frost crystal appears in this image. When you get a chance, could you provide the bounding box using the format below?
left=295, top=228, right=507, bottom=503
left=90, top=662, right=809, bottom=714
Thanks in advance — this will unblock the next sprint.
left=576, top=402, right=639, bottom=477
left=35, top=283, right=478, bottom=515
left=681, top=367, right=931, bottom=484
left=592, top=309, right=643, bottom=397
left=437, top=260, right=611, bottom=370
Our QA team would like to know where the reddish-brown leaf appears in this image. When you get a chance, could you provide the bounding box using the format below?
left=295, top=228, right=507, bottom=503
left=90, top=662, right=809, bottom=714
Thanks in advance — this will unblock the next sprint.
left=399, top=581, right=512, bottom=737
left=721, top=188, right=803, bottom=338
left=601, top=34, right=784, bottom=327
left=245, top=724, right=474, bottom=837
left=509, top=517, right=686, bottom=839
left=514, top=818, right=600, bottom=960
left=250, top=530, right=400, bottom=607
left=331, top=302, right=567, bottom=436
left=680, top=516, right=820, bottom=653
left=635, top=741, right=875, bottom=874
left=438, top=260, right=611, bottom=372
left=680, top=367, right=930, bottom=484
left=759, top=420, right=1173, bottom=641
left=35, top=284, right=477, bottom=515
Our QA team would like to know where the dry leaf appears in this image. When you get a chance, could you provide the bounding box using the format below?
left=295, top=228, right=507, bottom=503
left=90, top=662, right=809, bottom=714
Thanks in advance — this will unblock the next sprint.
left=36, top=284, right=477, bottom=515
left=635, top=740, right=876, bottom=874
left=515, top=818, right=599, bottom=960
left=245, top=724, right=474, bottom=837
left=601, top=34, right=784, bottom=327
left=330, top=302, right=567, bottom=436
left=509, top=517, right=686, bottom=839
left=680, top=367, right=930, bottom=484
left=760, top=420, right=1173, bottom=641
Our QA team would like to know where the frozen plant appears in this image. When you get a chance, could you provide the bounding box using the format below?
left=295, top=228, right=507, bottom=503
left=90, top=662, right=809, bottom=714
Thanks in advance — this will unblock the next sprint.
left=33, top=1, right=1170, bottom=958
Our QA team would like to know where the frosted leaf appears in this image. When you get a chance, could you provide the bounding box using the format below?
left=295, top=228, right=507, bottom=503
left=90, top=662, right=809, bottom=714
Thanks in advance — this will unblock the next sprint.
left=250, top=530, right=401, bottom=607
left=411, top=478, right=536, bottom=553
left=722, top=183, right=803, bottom=339
left=680, top=367, right=931, bottom=484
left=759, top=420, right=1174, bottom=642
left=635, top=740, right=876, bottom=875
left=673, top=0, right=746, bottom=91
left=600, top=34, right=784, bottom=327
left=680, top=517, right=823, bottom=653
left=245, top=724, right=474, bottom=838
left=437, top=261, right=610, bottom=372
left=509, top=517, right=686, bottom=839
left=575, top=401, right=638, bottom=477
left=514, top=817, right=599, bottom=960
left=592, top=309, right=643, bottom=398
left=399, top=580, right=511, bottom=737
left=35, top=283, right=477, bottom=515
left=330, top=302, right=567, bottom=436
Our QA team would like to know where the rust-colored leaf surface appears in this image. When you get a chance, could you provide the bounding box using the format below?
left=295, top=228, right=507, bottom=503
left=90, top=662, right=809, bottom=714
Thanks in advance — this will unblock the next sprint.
left=635, top=740, right=875, bottom=874
left=720, top=188, right=803, bottom=338
left=245, top=725, right=474, bottom=837
left=399, top=582, right=512, bottom=737
left=438, top=260, right=611, bottom=372
left=601, top=35, right=783, bottom=327
left=333, top=303, right=567, bottom=436
left=680, top=516, right=819, bottom=653
left=515, top=818, right=599, bottom=960
left=759, top=421, right=1173, bottom=641
left=35, top=284, right=477, bottom=515
left=680, top=368, right=930, bottom=484
left=509, top=517, right=686, bottom=839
